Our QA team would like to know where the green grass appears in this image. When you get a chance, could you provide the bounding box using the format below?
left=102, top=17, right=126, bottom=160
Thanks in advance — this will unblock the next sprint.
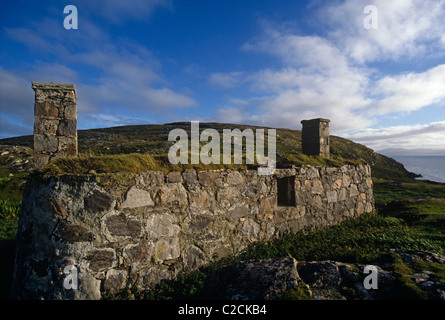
left=0, top=199, right=20, bottom=220
left=0, top=173, right=28, bottom=202
left=39, top=150, right=363, bottom=177
left=373, top=178, right=445, bottom=205
left=411, top=259, right=445, bottom=282
left=41, top=152, right=251, bottom=176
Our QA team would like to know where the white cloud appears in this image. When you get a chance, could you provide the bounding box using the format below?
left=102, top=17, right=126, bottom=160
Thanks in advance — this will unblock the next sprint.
left=210, top=0, right=445, bottom=150
left=142, top=87, right=197, bottom=109
left=372, top=64, right=445, bottom=115
left=244, top=30, right=350, bottom=76
left=213, top=30, right=374, bottom=132
left=324, top=0, right=445, bottom=63
left=342, top=122, right=445, bottom=151
left=216, top=107, right=250, bottom=125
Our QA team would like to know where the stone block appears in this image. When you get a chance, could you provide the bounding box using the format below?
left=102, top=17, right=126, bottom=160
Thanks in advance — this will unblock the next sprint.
left=103, top=269, right=127, bottom=294
left=34, top=134, right=58, bottom=153
left=167, top=171, right=183, bottom=183
left=338, top=188, right=348, bottom=201
left=349, top=184, right=359, bottom=197
left=307, top=167, right=320, bottom=179
left=242, top=218, right=260, bottom=238
left=188, top=214, right=213, bottom=232
left=311, top=179, right=323, bottom=194
left=183, top=245, right=207, bottom=271
left=84, top=189, right=114, bottom=213
left=34, top=118, right=58, bottom=135
left=85, top=249, right=115, bottom=272
left=191, top=192, right=210, bottom=207
left=64, top=104, right=77, bottom=119
left=153, top=238, right=180, bottom=262
left=146, top=213, right=180, bottom=239
left=35, top=101, right=59, bottom=119
left=198, top=171, right=221, bottom=186
left=259, top=196, right=277, bottom=213
left=342, top=173, right=352, bottom=188
left=105, top=212, right=143, bottom=237
left=333, top=179, right=342, bottom=189
left=55, top=222, right=95, bottom=243
left=57, top=119, right=77, bottom=137
left=138, top=171, right=165, bottom=185
left=326, top=190, right=338, bottom=203
left=64, top=91, right=76, bottom=103
left=227, top=171, right=245, bottom=185
left=365, top=202, right=374, bottom=213
left=33, top=153, right=49, bottom=169
left=227, top=204, right=250, bottom=220
left=182, top=170, right=197, bottom=184
left=123, top=242, right=153, bottom=267
left=121, top=187, right=154, bottom=209
left=155, top=183, right=188, bottom=206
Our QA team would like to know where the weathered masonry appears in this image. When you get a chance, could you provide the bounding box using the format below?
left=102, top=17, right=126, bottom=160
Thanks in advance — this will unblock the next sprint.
left=11, top=165, right=374, bottom=299
left=32, top=82, right=78, bottom=169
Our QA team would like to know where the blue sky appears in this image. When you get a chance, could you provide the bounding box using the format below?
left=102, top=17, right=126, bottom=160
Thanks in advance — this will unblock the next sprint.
left=1, top=0, right=445, bottom=152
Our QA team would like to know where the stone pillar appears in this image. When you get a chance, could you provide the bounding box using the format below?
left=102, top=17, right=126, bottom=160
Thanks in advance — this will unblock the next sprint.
left=32, top=82, right=78, bottom=169
left=300, top=118, right=330, bottom=158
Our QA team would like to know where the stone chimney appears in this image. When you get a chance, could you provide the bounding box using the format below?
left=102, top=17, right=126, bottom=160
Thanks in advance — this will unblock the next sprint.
left=300, top=118, right=330, bottom=158
left=32, top=82, right=78, bottom=169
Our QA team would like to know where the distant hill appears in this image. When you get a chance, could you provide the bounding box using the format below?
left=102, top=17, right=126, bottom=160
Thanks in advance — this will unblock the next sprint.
left=378, top=148, right=445, bottom=157
left=0, top=122, right=419, bottom=183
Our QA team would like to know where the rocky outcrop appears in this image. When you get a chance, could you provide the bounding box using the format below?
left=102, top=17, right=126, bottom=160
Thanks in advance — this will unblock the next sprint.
left=0, top=145, right=33, bottom=174
left=203, top=250, right=445, bottom=300
left=204, top=257, right=302, bottom=300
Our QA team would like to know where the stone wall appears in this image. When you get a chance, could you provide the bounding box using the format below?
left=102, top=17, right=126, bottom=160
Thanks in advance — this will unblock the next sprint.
left=32, top=82, right=78, bottom=169
left=11, top=164, right=374, bottom=299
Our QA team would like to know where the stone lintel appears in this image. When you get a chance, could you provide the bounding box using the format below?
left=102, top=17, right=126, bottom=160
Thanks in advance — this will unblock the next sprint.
left=300, top=118, right=330, bottom=125
left=31, top=82, right=76, bottom=92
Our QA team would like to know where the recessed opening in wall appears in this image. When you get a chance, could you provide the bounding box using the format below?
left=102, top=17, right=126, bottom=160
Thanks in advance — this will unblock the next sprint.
left=277, top=176, right=295, bottom=206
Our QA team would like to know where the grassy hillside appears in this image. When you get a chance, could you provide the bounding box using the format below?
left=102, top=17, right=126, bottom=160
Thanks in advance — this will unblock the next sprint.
left=0, top=122, right=417, bottom=181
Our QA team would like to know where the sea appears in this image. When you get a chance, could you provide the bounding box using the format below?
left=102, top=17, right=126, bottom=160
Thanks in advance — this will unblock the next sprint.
left=392, top=156, right=445, bottom=183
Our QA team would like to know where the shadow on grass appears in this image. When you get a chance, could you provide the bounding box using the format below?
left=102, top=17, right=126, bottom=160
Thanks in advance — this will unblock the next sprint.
left=0, top=239, right=16, bottom=300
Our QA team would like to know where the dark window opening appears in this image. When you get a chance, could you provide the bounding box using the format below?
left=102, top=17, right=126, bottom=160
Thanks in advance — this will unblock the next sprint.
left=277, top=176, right=295, bottom=206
